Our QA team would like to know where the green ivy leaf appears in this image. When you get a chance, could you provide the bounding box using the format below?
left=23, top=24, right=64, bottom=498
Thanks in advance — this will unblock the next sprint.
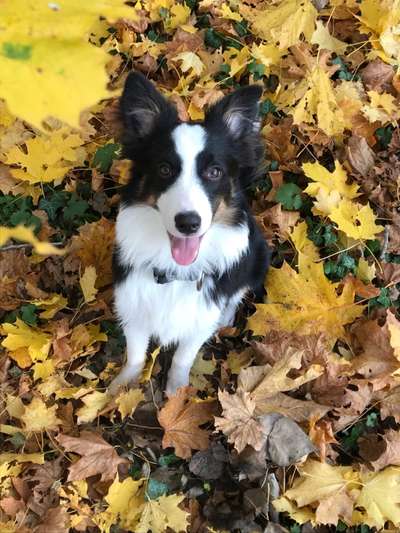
left=204, top=28, right=223, bottom=49
left=276, top=183, right=303, bottom=210
left=92, top=143, right=121, bottom=173
left=19, top=303, right=38, bottom=326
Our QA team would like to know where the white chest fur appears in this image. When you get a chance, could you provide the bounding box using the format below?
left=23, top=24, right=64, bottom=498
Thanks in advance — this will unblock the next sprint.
left=114, top=270, right=222, bottom=346
left=110, top=204, right=249, bottom=395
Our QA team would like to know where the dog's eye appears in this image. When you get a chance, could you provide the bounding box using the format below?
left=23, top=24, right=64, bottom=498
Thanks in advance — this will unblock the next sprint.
left=158, top=162, right=173, bottom=178
left=203, top=166, right=223, bottom=180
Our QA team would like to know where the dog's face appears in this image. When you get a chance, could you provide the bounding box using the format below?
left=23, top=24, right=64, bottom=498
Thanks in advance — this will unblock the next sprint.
left=120, top=72, right=262, bottom=266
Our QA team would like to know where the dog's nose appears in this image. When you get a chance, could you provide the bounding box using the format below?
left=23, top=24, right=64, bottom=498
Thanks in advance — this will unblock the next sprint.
left=175, top=211, right=201, bottom=235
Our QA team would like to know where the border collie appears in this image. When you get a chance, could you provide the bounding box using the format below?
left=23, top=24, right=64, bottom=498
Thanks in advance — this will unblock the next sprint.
left=109, top=72, right=270, bottom=396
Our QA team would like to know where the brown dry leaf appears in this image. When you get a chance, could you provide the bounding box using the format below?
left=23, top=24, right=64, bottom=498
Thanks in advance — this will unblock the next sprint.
left=34, top=505, right=69, bottom=533
left=214, top=389, right=265, bottom=453
left=346, top=135, right=375, bottom=175
left=257, top=204, right=300, bottom=243
left=368, top=430, right=400, bottom=472
left=360, top=59, right=394, bottom=92
left=254, top=391, right=330, bottom=423
left=309, top=419, right=337, bottom=462
left=315, top=490, right=355, bottom=525
left=67, top=217, right=115, bottom=288
left=351, top=317, right=399, bottom=382
left=0, top=497, right=25, bottom=517
left=158, top=386, right=216, bottom=459
left=56, top=431, right=128, bottom=481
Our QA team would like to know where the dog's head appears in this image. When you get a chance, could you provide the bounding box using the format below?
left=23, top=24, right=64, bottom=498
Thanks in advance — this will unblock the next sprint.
left=120, top=72, right=263, bottom=266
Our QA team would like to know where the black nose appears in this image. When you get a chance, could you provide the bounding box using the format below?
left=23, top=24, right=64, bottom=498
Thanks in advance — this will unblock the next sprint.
left=175, top=211, right=201, bottom=235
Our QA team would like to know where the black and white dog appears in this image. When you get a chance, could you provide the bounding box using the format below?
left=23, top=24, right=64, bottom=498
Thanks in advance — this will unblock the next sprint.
left=109, top=72, right=270, bottom=396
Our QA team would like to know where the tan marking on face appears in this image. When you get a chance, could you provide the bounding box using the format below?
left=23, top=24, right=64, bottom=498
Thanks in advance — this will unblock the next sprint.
left=213, top=199, right=237, bottom=226
left=144, top=194, right=157, bottom=206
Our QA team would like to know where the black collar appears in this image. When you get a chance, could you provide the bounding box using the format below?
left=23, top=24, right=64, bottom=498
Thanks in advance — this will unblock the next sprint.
left=153, top=268, right=205, bottom=290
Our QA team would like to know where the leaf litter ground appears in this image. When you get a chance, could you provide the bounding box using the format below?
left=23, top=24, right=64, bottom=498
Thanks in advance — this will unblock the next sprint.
left=0, top=0, right=400, bottom=532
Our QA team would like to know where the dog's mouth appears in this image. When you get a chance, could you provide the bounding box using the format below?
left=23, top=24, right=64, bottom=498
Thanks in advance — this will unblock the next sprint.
left=168, top=233, right=204, bottom=266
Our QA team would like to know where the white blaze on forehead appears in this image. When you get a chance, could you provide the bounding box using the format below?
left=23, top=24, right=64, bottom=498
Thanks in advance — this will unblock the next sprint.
left=157, top=123, right=213, bottom=238
left=172, top=123, right=206, bottom=166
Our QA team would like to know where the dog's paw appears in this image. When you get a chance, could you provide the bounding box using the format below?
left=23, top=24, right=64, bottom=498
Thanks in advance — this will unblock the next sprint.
left=165, top=376, right=189, bottom=398
left=108, top=367, right=141, bottom=395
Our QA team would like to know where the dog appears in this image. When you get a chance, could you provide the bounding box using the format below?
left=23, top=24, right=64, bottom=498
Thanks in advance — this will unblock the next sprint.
left=109, top=72, right=270, bottom=396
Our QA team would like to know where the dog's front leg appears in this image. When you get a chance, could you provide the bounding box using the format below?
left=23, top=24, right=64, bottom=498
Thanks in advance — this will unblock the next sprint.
left=108, top=322, right=150, bottom=394
left=166, top=332, right=210, bottom=397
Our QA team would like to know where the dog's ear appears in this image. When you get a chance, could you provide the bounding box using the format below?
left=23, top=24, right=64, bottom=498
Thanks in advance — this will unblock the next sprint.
left=120, top=71, right=177, bottom=141
left=205, top=84, right=262, bottom=140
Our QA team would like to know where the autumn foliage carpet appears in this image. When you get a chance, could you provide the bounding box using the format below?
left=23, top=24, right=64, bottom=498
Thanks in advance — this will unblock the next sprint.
left=0, top=0, right=400, bottom=532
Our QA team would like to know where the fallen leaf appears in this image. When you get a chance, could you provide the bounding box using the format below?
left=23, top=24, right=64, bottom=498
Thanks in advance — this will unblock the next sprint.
left=56, top=431, right=128, bottom=481
left=244, top=0, right=317, bottom=50
left=158, top=386, right=216, bottom=459
left=355, top=467, right=400, bottom=528
left=248, top=253, right=364, bottom=346
left=76, top=390, right=111, bottom=423
left=115, top=388, right=144, bottom=419
left=135, top=494, right=189, bottom=533
left=214, top=389, right=265, bottom=453
left=79, top=265, right=98, bottom=303
left=0, top=225, right=63, bottom=256
left=21, top=397, right=61, bottom=432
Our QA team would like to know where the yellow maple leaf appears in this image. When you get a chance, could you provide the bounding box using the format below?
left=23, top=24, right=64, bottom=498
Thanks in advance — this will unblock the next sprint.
left=355, top=467, right=400, bottom=527
left=0, top=0, right=136, bottom=128
left=0, top=452, right=44, bottom=465
left=5, top=394, right=25, bottom=419
left=250, top=348, right=323, bottom=402
left=31, top=294, right=68, bottom=319
left=33, top=359, right=55, bottom=381
left=140, top=347, right=161, bottom=382
left=143, top=0, right=174, bottom=23
left=311, top=20, right=348, bottom=53
left=76, top=390, right=111, bottom=423
left=99, top=476, right=144, bottom=530
left=223, top=46, right=250, bottom=79
left=174, top=51, right=204, bottom=76
left=189, top=351, right=216, bottom=391
left=289, top=221, right=319, bottom=261
left=273, top=497, right=315, bottom=525
left=243, top=0, right=317, bottom=51
left=115, top=388, right=144, bottom=419
left=302, top=160, right=360, bottom=215
left=5, top=127, right=84, bottom=184
left=292, top=66, right=345, bottom=136
left=334, top=80, right=365, bottom=129
left=1, top=318, right=52, bottom=365
left=21, top=397, right=61, bottom=432
left=247, top=253, right=364, bottom=345
left=218, top=3, right=242, bottom=22
left=329, top=200, right=383, bottom=240
left=358, top=0, right=400, bottom=66
left=80, top=265, right=98, bottom=304
left=165, top=3, right=191, bottom=31
left=356, top=257, right=376, bottom=284
left=0, top=225, right=63, bottom=256
left=251, top=43, right=283, bottom=73
left=362, top=90, right=399, bottom=123
left=136, top=494, right=189, bottom=533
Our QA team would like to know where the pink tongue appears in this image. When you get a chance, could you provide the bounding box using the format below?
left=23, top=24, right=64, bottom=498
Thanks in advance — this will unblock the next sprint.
left=170, top=235, right=201, bottom=265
